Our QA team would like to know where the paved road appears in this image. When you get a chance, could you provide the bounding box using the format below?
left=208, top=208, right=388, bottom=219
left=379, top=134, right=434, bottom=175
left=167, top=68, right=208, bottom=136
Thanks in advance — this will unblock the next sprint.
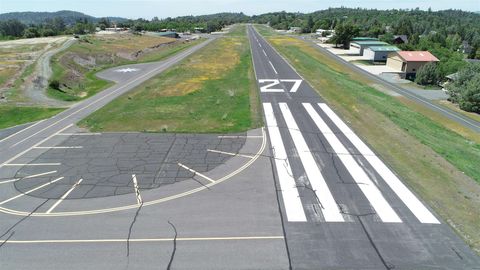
left=248, top=25, right=480, bottom=269
left=24, top=38, right=77, bottom=107
left=301, top=37, right=480, bottom=133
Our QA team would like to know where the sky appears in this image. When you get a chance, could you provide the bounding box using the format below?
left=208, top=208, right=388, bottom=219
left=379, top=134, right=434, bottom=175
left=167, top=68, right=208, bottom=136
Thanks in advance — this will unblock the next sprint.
left=0, top=0, right=479, bottom=19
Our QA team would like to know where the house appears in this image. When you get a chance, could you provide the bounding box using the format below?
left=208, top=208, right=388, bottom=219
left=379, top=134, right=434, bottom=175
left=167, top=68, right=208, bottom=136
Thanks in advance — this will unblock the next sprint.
left=393, top=35, right=408, bottom=44
left=154, top=31, right=179, bottom=38
left=459, top=41, right=472, bottom=54
left=351, top=37, right=378, bottom=42
left=386, top=51, right=440, bottom=78
left=349, top=41, right=389, bottom=55
left=364, top=46, right=400, bottom=62
left=315, top=29, right=334, bottom=36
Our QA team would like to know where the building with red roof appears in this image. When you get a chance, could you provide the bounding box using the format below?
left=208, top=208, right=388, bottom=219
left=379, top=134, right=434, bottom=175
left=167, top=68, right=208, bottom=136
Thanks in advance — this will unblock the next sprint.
left=386, top=51, right=440, bottom=78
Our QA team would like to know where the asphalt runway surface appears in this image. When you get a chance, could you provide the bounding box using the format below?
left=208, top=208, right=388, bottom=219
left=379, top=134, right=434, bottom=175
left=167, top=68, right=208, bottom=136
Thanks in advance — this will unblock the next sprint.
left=0, top=27, right=479, bottom=269
left=247, top=25, right=480, bottom=269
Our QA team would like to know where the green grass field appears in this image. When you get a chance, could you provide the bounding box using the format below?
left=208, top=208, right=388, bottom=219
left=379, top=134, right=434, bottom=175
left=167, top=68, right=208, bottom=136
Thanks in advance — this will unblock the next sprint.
left=81, top=25, right=262, bottom=133
left=258, top=29, right=480, bottom=254
left=0, top=106, right=64, bottom=129
left=48, top=35, right=204, bottom=101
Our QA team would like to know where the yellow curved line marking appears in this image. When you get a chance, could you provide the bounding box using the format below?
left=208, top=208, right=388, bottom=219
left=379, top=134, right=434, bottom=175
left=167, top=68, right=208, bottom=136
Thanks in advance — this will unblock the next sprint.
left=0, top=128, right=266, bottom=217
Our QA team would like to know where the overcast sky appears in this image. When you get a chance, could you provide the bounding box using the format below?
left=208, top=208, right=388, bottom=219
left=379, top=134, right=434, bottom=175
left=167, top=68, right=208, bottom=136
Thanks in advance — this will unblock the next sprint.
left=0, top=0, right=479, bottom=19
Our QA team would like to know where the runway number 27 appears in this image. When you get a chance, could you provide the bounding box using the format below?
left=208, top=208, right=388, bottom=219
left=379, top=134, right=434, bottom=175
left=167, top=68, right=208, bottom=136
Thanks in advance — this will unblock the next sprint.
left=258, top=79, right=302, bottom=93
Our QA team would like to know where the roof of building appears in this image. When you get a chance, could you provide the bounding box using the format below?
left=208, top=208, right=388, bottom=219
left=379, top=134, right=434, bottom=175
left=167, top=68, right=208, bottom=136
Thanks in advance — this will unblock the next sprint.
left=351, top=41, right=389, bottom=46
left=396, top=51, right=439, bottom=62
left=393, top=35, right=408, bottom=43
left=352, top=37, right=378, bottom=41
left=465, top=58, right=480, bottom=63
left=367, top=46, right=400, bottom=52
left=155, top=31, right=178, bottom=36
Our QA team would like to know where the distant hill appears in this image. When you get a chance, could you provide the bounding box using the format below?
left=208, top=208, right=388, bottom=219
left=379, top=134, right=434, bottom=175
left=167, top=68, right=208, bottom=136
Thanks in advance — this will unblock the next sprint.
left=0, top=10, right=127, bottom=25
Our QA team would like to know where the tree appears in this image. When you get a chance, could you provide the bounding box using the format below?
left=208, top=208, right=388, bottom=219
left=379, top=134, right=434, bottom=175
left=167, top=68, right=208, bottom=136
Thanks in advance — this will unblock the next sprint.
left=331, top=22, right=360, bottom=48
left=447, top=63, right=480, bottom=113
left=0, top=19, right=26, bottom=37
left=415, top=62, right=440, bottom=85
left=304, top=15, right=314, bottom=33
left=97, top=18, right=111, bottom=30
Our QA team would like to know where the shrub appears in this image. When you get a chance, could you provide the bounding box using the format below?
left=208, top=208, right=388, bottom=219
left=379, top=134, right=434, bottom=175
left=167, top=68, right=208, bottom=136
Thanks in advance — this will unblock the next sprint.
left=415, top=62, right=440, bottom=85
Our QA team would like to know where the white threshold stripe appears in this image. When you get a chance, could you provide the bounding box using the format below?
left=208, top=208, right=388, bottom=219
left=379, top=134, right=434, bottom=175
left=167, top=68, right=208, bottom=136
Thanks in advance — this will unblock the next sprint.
left=263, top=103, right=307, bottom=222
left=318, top=103, right=440, bottom=224
left=3, top=236, right=285, bottom=244
left=0, top=170, right=57, bottom=185
left=46, top=179, right=83, bottom=214
left=177, top=163, right=215, bottom=183
left=131, top=174, right=143, bottom=204
left=56, top=133, right=101, bottom=136
left=278, top=103, right=344, bottom=222
left=304, top=103, right=401, bottom=223
left=3, top=163, right=61, bottom=166
left=34, top=146, right=83, bottom=149
left=269, top=61, right=278, bottom=74
left=207, top=149, right=254, bottom=159
left=0, top=177, right=64, bottom=205
left=0, top=119, right=46, bottom=143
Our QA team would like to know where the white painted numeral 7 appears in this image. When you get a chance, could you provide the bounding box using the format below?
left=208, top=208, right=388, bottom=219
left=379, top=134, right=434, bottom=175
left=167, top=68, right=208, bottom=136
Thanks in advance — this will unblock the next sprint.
left=258, top=79, right=302, bottom=93
left=259, top=79, right=283, bottom=92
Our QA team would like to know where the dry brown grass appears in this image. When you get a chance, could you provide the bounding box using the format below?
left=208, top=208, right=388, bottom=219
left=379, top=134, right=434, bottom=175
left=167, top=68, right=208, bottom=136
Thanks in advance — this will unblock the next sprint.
left=147, top=37, right=242, bottom=97
left=0, top=43, right=48, bottom=88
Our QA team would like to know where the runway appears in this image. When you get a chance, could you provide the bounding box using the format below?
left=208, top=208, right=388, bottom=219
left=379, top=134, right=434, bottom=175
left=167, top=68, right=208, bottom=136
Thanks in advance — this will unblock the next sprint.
left=0, top=26, right=479, bottom=269
left=247, top=25, right=480, bottom=269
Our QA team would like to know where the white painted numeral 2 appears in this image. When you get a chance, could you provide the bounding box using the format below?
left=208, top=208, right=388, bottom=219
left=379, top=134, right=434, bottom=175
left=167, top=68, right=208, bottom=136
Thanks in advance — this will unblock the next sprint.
left=259, top=79, right=302, bottom=93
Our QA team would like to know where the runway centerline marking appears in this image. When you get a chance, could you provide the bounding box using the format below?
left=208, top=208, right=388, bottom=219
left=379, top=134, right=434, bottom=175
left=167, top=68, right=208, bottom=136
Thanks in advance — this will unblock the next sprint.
left=263, top=103, right=307, bottom=222
left=2, top=235, right=285, bottom=244
left=46, top=178, right=83, bottom=214
left=318, top=103, right=439, bottom=224
left=268, top=61, right=278, bottom=74
left=0, top=170, right=57, bottom=185
left=262, top=49, right=267, bottom=57
left=279, top=103, right=344, bottom=222
left=207, top=149, right=254, bottom=159
left=131, top=174, right=143, bottom=205
left=0, top=119, right=46, bottom=143
left=177, top=163, right=215, bottom=183
left=0, top=177, right=64, bottom=205
left=304, top=103, right=401, bottom=223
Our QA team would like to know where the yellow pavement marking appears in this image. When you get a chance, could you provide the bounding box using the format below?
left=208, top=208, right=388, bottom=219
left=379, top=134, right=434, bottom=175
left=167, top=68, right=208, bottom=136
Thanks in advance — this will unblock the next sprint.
left=2, top=235, right=284, bottom=244
left=0, top=128, right=267, bottom=217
